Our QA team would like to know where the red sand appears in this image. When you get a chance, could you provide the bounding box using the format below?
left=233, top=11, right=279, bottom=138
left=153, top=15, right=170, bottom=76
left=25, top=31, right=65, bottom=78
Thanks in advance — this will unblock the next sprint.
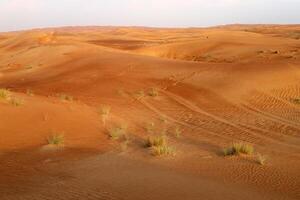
left=0, top=25, right=300, bottom=200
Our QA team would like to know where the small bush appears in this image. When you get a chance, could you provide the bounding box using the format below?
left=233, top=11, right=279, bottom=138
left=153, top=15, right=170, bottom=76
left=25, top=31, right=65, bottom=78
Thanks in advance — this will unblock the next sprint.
left=174, top=126, right=182, bottom=138
left=223, top=142, right=254, bottom=156
left=292, top=98, right=300, bottom=104
left=0, top=88, right=11, bottom=100
left=108, top=125, right=127, bottom=140
left=47, top=134, right=64, bottom=145
left=257, top=153, right=267, bottom=165
left=100, top=105, right=111, bottom=115
left=26, top=89, right=34, bottom=96
left=148, top=87, right=159, bottom=97
left=100, top=105, right=111, bottom=126
left=59, top=94, right=73, bottom=101
left=10, top=98, right=23, bottom=106
left=145, top=135, right=167, bottom=147
left=152, top=145, right=175, bottom=156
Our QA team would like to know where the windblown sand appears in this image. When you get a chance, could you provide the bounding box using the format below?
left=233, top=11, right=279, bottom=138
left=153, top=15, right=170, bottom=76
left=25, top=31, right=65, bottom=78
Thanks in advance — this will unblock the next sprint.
left=0, top=25, right=300, bottom=200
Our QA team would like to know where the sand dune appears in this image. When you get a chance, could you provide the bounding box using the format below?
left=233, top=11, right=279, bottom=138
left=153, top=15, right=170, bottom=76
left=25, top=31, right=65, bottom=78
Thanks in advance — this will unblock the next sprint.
left=0, top=25, right=300, bottom=200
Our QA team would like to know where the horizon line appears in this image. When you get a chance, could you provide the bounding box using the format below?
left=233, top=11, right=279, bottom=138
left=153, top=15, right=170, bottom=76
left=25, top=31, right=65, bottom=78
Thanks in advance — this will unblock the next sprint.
left=1, top=23, right=300, bottom=34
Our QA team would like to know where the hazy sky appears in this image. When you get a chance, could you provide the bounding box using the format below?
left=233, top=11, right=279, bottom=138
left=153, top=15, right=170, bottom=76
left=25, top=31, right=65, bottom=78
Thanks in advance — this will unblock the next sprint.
left=0, top=0, right=299, bottom=32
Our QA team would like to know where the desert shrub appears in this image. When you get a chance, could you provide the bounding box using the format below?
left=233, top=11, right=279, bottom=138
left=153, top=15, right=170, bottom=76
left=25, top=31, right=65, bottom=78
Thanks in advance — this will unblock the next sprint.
left=257, top=153, right=267, bottom=165
left=108, top=124, right=127, bottom=140
left=59, top=94, right=73, bottom=101
left=152, top=145, right=175, bottom=156
left=174, top=126, right=182, bottom=138
left=0, top=88, right=11, bottom=100
left=148, top=87, right=159, bottom=97
left=145, top=135, right=175, bottom=156
left=10, top=98, right=23, bottom=106
left=26, top=89, right=34, bottom=96
left=292, top=98, right=300, bottom=104
left=100, top=105, right=111, bottom=115
left=145, top=135, right=167, bottom=147
left=47, top=134, right=64, bottom=145
left=99, top=105, right=111, bottom=126
left=223, top=142, right=254, bottom=156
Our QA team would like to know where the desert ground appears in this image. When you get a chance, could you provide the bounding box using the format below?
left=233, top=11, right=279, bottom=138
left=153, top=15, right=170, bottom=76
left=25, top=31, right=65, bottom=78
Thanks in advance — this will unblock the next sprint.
left=0, top=25, right=300, bottom=200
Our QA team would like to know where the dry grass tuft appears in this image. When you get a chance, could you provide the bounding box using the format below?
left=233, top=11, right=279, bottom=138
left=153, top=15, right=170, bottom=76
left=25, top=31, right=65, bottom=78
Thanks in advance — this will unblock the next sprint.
left=152, top=145, right=175, bottom=156
left=145, top=135, right=175, bottom=156
left=99, top=105, right=111, bottom=126
left=10, top=97, right=24, bottom=106
left=145, top=135, right=167, bottom=147
left=257, top=153, right=267, bottom=165
left=148, top=87, right=159, bottom=97
left=108, top=124, right=127, bottom=140
left=174, top=126, right=182, bottom=138
left=59, top=94, right=73, bottom=101
left=223, top=142, right=254, bottom=156
left=0, top=88, right=11, bottom=100
left=47, top=134, right=64, bottom=145
left=26, top=89, right=34, bottom=96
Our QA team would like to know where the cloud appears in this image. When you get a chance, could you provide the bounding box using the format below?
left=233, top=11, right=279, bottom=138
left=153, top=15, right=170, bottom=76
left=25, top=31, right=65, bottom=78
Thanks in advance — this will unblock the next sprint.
left=0, top=0, right=299, bottom=32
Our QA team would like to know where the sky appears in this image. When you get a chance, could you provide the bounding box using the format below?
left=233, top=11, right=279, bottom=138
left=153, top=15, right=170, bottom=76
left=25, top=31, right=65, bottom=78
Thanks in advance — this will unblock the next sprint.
left=0, top=0, right=299, bottom=32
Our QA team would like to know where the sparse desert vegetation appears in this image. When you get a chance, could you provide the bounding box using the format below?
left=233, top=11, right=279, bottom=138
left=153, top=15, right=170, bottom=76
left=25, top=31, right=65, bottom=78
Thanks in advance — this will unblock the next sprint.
left=59, top=93, right=73, bottom=101
left=99, top=105, right=111, bottom=126
left=223, top=142, right=254, bottom=156
left=26, top=89, right=34, bottom=96
left=47, top=133, right=65, bottom=145
left=9, top=97, right=23, bottom=106
left=0, top=24, right=299, bottom=200
left=108, top=124, right=127, bottom=140
left=174, top=126, right=182, bottom=138
left=0, top=88, right=10, bottom=100
left=257, top=153, right=267, bottom=165
left=148, top=87, right=159, bottom=97
left=145, top=135, right=175, bottom=156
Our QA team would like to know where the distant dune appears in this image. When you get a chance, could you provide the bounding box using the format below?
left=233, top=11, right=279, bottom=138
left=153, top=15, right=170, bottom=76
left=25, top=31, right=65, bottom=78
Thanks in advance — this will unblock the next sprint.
left=0, top=25, right=300, bottom=200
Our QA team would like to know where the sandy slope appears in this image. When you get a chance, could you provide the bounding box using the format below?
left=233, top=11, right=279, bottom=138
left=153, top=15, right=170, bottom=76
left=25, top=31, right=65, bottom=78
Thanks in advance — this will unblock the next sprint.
left=0, top=25, right=300, bottom=200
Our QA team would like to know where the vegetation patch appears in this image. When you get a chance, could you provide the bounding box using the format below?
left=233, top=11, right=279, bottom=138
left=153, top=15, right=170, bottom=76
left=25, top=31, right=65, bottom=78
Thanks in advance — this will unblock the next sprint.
left=145, top=135, right=175, bottom=156
left=0, top=88, right=11, bottom=100
left=223, top=142, right=254, bottom=156
left=99, top=105, right=111, bottom=126
left=257, top=153, right=267, bottom=165
left=148, top=87, right=159, bottom=97
left=152, top=145, right=175, bottom=156
left=292, top=98, right=300, bottom=104
left=174, top=126, right=182, bottom=138
left=10, top=97, right=24, bottom=106
left=146, top=135, right=167, bottom=147
left=59, top=93, right=73, bottom=101
left=47, top=134, right=65, bottom=145
left=108, top=124, right=127, bottom=140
